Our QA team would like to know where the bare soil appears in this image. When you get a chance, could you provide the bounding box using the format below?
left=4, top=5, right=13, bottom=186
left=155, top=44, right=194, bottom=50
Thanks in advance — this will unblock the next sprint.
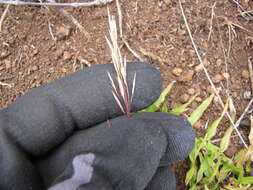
left=1, top=0, right=253, bottom=189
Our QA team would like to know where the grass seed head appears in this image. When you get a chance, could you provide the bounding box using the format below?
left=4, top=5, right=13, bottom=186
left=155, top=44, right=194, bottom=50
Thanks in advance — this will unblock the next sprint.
left=106, top=10, right=135, bottom=117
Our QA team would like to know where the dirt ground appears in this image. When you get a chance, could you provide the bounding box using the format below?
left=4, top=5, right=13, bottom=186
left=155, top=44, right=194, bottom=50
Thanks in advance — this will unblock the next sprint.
left=0, top=0, right=253, bottom=189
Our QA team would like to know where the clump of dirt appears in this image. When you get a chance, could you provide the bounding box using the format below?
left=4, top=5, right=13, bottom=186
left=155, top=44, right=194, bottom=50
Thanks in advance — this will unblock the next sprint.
left=1, top=0, right=252, bottom=189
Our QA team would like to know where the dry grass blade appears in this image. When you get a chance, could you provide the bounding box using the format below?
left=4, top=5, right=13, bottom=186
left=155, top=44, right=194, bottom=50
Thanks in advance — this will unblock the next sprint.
left=124, top=41, right=144, bottom=62
left=0, top=4, right=10, bottom=32
left=178, top=0, right=248, bottom=148
left=0, top=0, right=114, bottom=7
left=235, top=98, right=253, bottom=129
left=207, top=2, right=216, bottom=41
left=116, top=0, right=122, bottom=38
left=0, top=81, right=12, bottom=87
left=249, top=115, right=253, bottom=146
left=231, top=0, right=253, bottom=21
left=46, top=0, right=90, bottom=37
left=106, top=10, right=134, bottom=117
left=248, top=57, right=253, bottom=94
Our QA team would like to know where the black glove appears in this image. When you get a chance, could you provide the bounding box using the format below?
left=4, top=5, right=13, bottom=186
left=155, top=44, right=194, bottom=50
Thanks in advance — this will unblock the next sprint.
left=0, top=62, right=195, bottom=190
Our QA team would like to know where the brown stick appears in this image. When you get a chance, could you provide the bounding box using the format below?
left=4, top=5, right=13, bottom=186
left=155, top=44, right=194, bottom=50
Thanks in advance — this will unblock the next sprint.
left=0, top=4, right=10, bottom=32
left=248, top=57, right=253, bottom=94
left=48, top=0, right=90, bottom=37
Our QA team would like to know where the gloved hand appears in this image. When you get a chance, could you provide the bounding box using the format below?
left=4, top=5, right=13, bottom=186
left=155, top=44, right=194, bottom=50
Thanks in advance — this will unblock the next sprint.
left=0, top=62, right=195, bottom=190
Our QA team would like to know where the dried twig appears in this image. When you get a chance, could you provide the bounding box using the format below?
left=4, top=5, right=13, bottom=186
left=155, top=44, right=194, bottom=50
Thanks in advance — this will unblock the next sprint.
left=248, top=57, right=253, bottom=94
left=106, top=10, right=136, bottom=117
left=235, top=98, right=253, bottom=129
left=207, top=2, right=216, bottom=41
left=0, top=4, right=10, bottom=32
left=0, top=81, right=12, bottom=87
left=124, top=41, right=143, bottom=62
left=0, top=0, right=114, bottom=7
left=230, top=0, right=253, bottom=21
left=46, top=0, right=89, bottom=37
left=216, top=17, right=230, bottom=92
left=59, top=8, right=89, bottom=36
left=116, top=0, right=122, bottom=38
left=178, top=0, right=248, bottom=148
left=38, top=0, right=56, bottom=41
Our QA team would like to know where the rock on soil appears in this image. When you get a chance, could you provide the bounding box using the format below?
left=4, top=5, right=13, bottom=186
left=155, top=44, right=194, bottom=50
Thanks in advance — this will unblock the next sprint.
left=242, top=70, right=249, bottom=80
left=180, top=94, right=190, bottom=103
left=194, top=64, right=203, bottom=72
left=187, top=88, right=195, bottom=95
left=55, top=26, right=72, bottom=41
left=178, top=70, right=194, bottom=82
left=172, top=68, right=183, bottom=76
left=212, top=74, right=223, bottom=83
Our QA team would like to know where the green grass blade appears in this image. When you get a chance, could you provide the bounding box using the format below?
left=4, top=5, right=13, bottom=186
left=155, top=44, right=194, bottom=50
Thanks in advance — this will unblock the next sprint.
left=239, top=176, right=253, bottom=185
left=170, top=93, right=199, bottom=115
left=161, top=103, right=168, bottom=112
left=197, top=153, right=208, bottom=183
left=188, top=184, right=196, bottom=190
left=139, top=81, right=175, bottom=112
left=188, top=94, right=214, bottom=125
left=220, top=126, right=233, bottom=153
left=219, top=98, right=237, bottom=153
left=205, top=99, right=229, bottom=141
left=185, top=163, right=196, bottom=185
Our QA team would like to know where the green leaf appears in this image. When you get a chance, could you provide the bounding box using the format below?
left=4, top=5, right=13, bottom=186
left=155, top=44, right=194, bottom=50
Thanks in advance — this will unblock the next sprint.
left=220, top=126, right=233, bottom=153
left=205, top=99, right=229, bottom=141
left=139, top=81, right=175, bottom=112
left=197, top=153, right=209, bottom=183
left=219, top=98, right=236, bottom=153
left=185, top=163, right=196, bottom=185
left=170, top=93, right=199, bottom=115
left=205, top=157, right=221, bottom=184
left=206, top=141, right=219, bottom=153
left=218, top=165, right=230, bottom=182
left=188, top=94, right=215, bottom=125
left=161, top=103, right=168, bottom=112
left=239, top=176, right=253, bottom=185
left=245, top=161, right=252, bottom=173
left=234, top=149, right=248, bottom=167
left=189, top=138, right=205, bottom=163
left=223, top=162, right=244, bottom=177
left=188, top=184, right=196, bottom=190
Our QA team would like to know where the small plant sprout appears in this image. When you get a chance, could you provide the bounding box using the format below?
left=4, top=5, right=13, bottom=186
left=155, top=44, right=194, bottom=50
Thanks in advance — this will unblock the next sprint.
left=106, top=10, right=136, bottom=117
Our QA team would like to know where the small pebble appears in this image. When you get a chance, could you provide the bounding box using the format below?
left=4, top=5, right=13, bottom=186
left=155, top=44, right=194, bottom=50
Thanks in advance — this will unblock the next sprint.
left=243, top=91, right=251, bottom=99
left=195, top=97, right=202, bottom=102
left=0, top=51, right=10, bottom=59
left=178, top=70, right=194, bottom=82
left=55, top=26, right=72, bottom=41
left=222, top=72, right=230, bottom=80
left=242, top=70, right=249, bottom=80
left=180, top=94, right=190, bottom=103
left=62, top=68, right=67, bottom=73
left=188, top=88, right=195, bottom=95
left=172, top=68, right=182, bottom=76
left=216, top=59, right=223, bottom=66
left=194, top=64, right=203, bottom=72
left=63, top=51, right=72, bottom=61
left=5, top=60, right=11, bottom=69
left=213, top=74, right=223, bottom=83
left=32, top=49, right=39, bottom=57
left=55, top=49, right=63, bottom=60
left=232, top=91, right=238, bottom=98
left=206, top=85, right=215, bottom=94
left=164, top=0, right=172, bottom=5
left=32, top=65, right=39, bottom=71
